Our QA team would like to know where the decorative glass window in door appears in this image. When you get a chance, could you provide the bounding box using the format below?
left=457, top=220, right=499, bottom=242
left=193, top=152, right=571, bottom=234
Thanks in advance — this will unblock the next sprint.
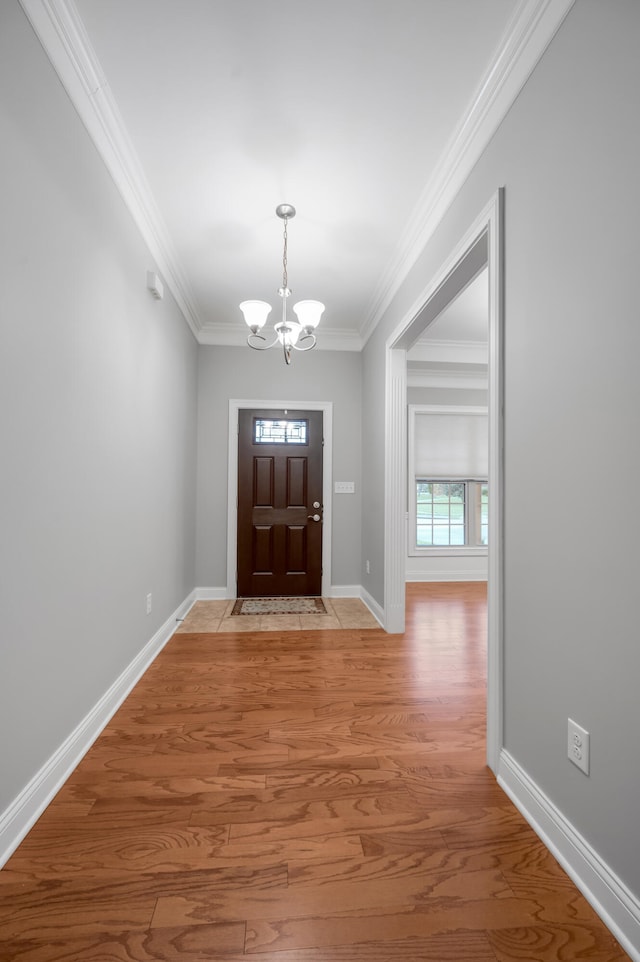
left=254, top=418, right=308, bottom=444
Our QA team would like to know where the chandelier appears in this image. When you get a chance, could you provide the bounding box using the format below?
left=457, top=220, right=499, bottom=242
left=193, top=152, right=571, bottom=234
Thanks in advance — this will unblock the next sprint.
left=240, top=204, right=325, bottom=365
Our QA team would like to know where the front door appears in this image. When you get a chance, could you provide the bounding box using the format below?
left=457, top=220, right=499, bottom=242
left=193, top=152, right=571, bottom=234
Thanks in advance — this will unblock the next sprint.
left=237, top=409, right=323, bottom=597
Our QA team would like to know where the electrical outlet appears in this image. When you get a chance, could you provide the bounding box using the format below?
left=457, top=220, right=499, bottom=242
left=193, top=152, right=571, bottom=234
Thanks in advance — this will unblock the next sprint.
left=146, top=593, right=152, bottom=615
left=568, top=718, right=590, bottom=775
left=365, top=559, right=371, bottom=574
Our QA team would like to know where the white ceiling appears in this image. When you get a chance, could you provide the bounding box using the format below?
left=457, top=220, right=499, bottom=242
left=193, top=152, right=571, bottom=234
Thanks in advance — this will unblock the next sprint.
left=22, top=0, right=572, bottom=349
left=418, top=268, right=489, bottom=345
left=408, top=268, right=488, bottom=388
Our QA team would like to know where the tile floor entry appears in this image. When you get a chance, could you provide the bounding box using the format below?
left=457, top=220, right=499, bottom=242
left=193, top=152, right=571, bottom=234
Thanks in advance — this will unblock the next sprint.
left=176, top=597, right=380, bottom=633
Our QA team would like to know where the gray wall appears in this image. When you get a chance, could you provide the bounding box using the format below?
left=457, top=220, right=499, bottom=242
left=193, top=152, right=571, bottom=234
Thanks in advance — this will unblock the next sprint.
left=196, top=345, right=362, bottom=589
left=0, top=3, right=198, bottom=813
left=364, top=0, right=640, bottom=897
left=406, top=387, right=488, bottom=407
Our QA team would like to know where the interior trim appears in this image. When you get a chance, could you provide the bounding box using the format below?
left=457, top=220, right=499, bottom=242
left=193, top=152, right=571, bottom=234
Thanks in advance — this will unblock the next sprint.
left=384, top=189, right=504, bottom=775
left=18, top=0, right=573, bottom=348
left=0, top=592, right=193, bottom=869
left=499, top=751, right=640, bottom=962
left=17, top=0, right=203, bottom=340
left=226, top=399, right=333, bottom=599
left=362, top=0, right=575, bottom=342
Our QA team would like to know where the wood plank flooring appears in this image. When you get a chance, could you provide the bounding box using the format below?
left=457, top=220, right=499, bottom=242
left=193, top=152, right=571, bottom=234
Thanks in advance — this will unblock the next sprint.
left=0, top=582, right=630, bottom=961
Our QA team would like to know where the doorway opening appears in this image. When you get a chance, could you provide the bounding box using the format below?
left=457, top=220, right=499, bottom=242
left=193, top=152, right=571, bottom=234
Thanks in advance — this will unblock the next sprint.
left=236, top=408, right=324, bottom=597
left=384, top=189, right=504, bottom=772
left=227, top=399, right=333, bottom=599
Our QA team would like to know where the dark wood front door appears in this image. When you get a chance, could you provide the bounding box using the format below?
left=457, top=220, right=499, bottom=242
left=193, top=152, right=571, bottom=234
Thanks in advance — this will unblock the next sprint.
left=237, top=409, right=323, bottom=597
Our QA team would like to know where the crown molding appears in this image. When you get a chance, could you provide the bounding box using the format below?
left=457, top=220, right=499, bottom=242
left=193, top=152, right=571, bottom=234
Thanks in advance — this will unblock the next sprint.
left=407, top=368, right=489, bottom=391
left=198, top=323, right=363, bottom=353
left=410, top=338, right=488, bottom=365
left=20, top=0, right=575, bottom=351
left=360, top=0, right=576, bottom=345
left=18, top=0, right=204, bottom=341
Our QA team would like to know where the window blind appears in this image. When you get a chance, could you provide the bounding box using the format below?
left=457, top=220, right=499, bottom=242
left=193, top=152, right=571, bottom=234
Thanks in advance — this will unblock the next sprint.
left=414, top=411, right=488, bottom=478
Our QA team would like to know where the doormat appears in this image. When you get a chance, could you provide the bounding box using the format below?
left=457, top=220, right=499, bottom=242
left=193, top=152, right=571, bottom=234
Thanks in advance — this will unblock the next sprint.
left=232, top=597, right=327, bottom=616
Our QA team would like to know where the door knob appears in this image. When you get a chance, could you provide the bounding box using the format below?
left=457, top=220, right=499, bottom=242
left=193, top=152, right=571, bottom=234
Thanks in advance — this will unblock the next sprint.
left=307, top=514, right=321, bottom=522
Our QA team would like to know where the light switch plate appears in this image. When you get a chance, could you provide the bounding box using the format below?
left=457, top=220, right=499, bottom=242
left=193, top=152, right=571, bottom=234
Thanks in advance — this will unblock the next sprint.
left=334, top=481, right=355, bottom=494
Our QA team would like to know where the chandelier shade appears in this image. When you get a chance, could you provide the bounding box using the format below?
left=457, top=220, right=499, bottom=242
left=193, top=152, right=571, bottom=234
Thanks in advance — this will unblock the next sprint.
left=239, top=205, right=324, bottom=364
left=293, top=299, right=324, bottom=330
left=239, top=299, right=272, bottom=332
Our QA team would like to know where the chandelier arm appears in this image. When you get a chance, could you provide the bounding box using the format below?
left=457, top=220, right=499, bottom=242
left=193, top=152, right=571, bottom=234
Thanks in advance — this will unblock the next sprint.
left=247, top=331, right=281, bottom=351
left=292, top=333, right=317, bottom=352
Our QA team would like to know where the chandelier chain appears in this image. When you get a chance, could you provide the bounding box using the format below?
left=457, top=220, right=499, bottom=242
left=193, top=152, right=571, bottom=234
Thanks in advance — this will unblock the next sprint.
left=282, top=215, right=289, bottom=290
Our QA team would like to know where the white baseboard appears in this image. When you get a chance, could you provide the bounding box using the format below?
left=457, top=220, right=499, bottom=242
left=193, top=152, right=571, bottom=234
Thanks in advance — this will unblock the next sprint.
left=327, top=584, right=360, bottom=598
left=498, top=750, right=640, bottom=962
left=0, top=593, right=193, bottom=869
left=406, top=570, right=488, bottom=582
left=193, top=586, right=228, bottom=600
left=359, top=586, right=385, bottom=627
left=193, top=585, right=366, bottom=601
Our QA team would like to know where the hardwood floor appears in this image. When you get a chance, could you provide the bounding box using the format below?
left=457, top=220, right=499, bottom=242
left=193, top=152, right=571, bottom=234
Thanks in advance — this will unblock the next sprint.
left=0, top=582, right=629, bottom=961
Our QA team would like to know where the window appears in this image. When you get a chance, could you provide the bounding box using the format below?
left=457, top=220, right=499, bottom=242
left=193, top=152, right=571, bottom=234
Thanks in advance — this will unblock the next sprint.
left=416, top=479, right=487, bottom=548
left=417, top=482, right=465, bottom=546
left=254, top=418, right=308, bottom=444
left=408, top=405, right=488, bottom=556
left=478, top=482, right=488, bottom=546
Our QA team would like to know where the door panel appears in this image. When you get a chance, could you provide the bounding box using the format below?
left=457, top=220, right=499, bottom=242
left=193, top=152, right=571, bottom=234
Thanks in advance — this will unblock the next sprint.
left=254, top=458, right=274, bottom=506
left=237, top=409, right=323, bottom=597
left=287, top=458, right=307, bottom=506
left=286, top=524, right=307, bottom=573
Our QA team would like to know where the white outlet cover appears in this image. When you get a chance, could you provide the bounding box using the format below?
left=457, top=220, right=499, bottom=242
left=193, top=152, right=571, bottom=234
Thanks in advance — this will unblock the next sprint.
left=568, top=718, right=590, bottom=775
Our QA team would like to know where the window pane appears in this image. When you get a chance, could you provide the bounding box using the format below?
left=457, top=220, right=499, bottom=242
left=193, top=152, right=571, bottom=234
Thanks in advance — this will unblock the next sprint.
left=417, top=524, right=433, bottom=546
left=450, top=525, right=465, bottom=546
left=433, top=526, right=451, bottom=546
left=450, top=502, right=464, bottom=522
left=415, top=480, right=467, bottom=548
left=255, top=418, right=308, bottom=444
left=479, top=483, right=488, bottom=545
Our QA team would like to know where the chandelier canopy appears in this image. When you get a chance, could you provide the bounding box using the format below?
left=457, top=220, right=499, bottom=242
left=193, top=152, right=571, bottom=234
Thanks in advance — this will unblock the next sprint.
left=240, top=204, right=324, bottom=365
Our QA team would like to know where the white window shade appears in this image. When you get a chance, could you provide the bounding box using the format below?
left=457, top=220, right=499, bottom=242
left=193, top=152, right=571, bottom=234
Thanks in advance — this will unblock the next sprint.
left=413, top=410, right=488, bottom=478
